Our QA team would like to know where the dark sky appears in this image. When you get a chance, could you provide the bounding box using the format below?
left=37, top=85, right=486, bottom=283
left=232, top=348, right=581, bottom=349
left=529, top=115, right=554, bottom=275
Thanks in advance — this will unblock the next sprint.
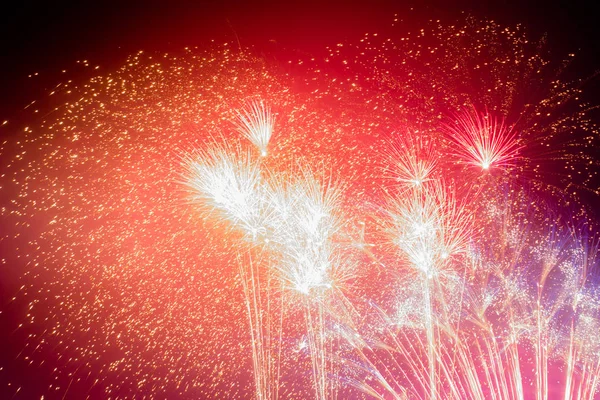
left=0, top=0, right=598, bottom=123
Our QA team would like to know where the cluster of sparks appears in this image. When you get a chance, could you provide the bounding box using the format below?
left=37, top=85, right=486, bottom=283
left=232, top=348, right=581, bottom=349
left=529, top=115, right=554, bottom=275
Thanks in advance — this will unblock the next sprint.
left=1, top=16, right=600, bottom=400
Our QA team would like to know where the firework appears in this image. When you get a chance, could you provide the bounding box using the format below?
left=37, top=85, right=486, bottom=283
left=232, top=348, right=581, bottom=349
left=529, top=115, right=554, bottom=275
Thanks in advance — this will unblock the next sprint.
left=183, top=144, right=266, bottom=240
left=384, top=133, right=438, bottom=189
left=236, top=100, right=275, bottom=157
left=0, top=16, right=599, bottom=400
left=445, top=106, right=522, bottom=171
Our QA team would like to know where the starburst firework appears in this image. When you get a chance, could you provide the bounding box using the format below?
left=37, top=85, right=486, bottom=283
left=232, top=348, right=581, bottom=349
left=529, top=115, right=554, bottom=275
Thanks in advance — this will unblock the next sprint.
left=445, top=107, right=523, bottom=171
left=236, top=100, right=275, bottom=157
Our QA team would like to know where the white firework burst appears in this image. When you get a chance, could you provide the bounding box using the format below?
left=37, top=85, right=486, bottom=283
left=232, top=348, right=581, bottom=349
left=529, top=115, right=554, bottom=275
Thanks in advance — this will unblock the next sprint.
left=236, top=100, right=275, bottom=157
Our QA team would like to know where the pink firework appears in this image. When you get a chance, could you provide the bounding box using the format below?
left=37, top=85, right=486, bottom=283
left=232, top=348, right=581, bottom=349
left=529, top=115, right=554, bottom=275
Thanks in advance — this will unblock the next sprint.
left=446, top=107, right=523, bottom=171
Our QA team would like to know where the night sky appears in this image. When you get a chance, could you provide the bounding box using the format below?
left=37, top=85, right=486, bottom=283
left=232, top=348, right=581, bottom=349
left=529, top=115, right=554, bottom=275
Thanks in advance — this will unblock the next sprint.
left=1, top=1, right=599, bottom=122
left=1, top=1, right=599, bottom=399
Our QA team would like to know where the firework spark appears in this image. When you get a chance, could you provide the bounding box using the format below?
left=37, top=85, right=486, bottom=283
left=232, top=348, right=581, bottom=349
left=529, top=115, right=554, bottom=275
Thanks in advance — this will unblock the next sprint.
left=445, top=107, right=523, bottom=171
left=236, top=100, right=275, bottom=157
